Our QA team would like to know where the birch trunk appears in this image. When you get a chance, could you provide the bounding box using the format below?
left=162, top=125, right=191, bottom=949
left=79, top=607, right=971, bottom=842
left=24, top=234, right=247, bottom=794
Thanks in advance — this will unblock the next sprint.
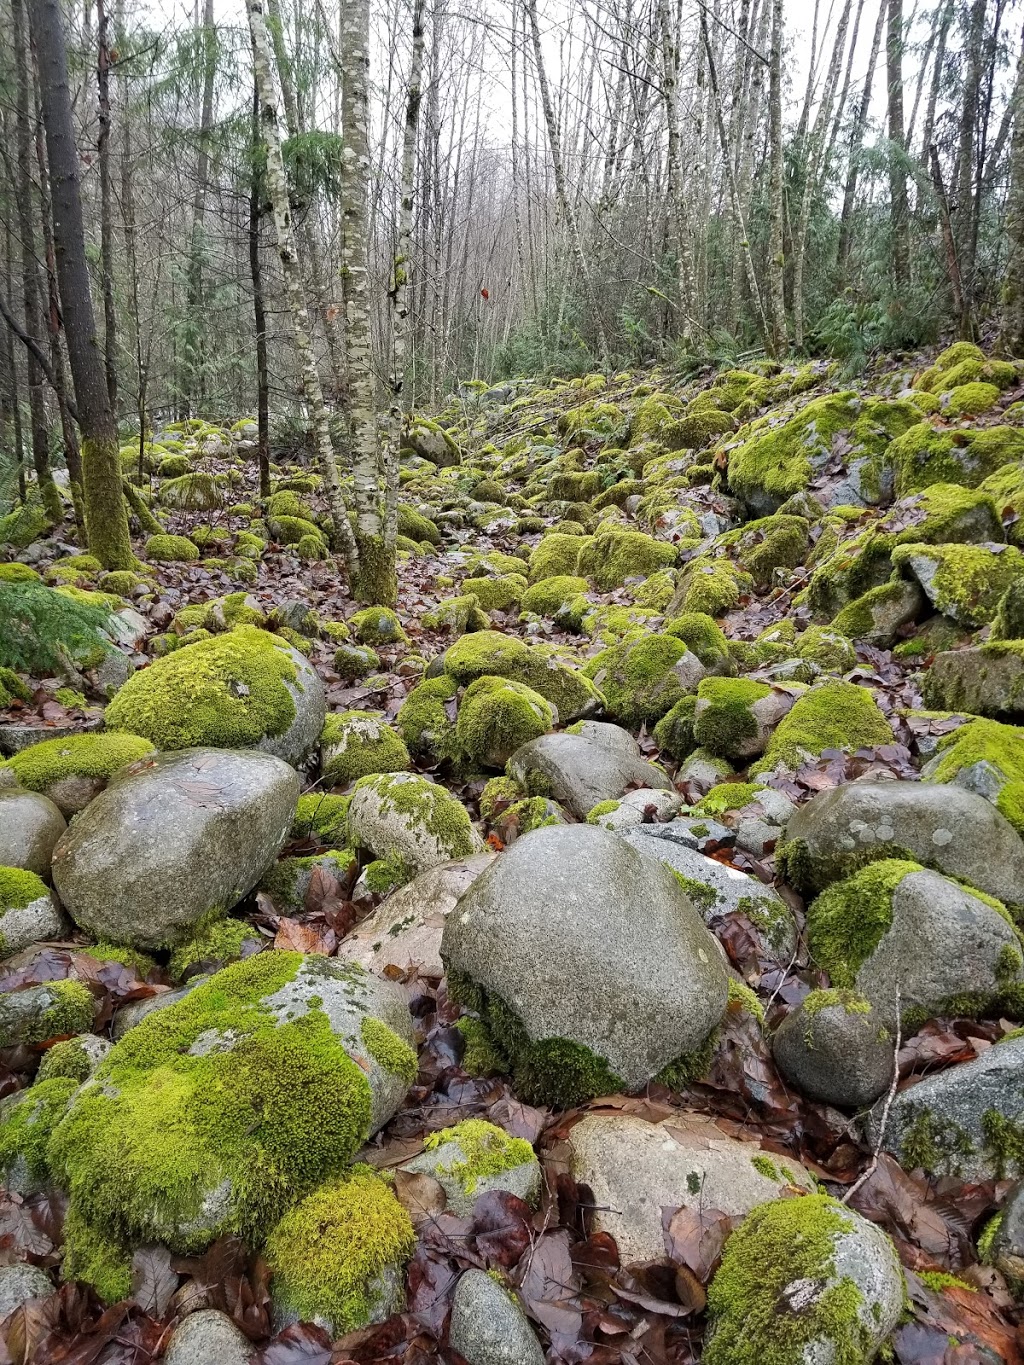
left=886, top=0, right=911, bottom=294
left=999, top=22, right=1024, bottom=356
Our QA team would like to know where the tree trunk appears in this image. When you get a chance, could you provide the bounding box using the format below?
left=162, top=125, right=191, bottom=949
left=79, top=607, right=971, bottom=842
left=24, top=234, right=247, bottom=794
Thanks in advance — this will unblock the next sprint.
left=31, top=0, right=134, bottom=569
left=999, top=22, right=1024, bottom=356
left=955, top=0, right=985, bottom=338
left=13, top=0, right=61, bottom=524
left=886, top=0, right=911, bottom=294
left=767, top=0, right=787, bottom=352
left=182, top=0, right=216, bottom=413
left=96, top=0, right=117, bottom=413
left=837, top=0, right=886, bottom=278
left=248, top=69, right=271, bottom=500
left=245, top=0, right=359, bottom=577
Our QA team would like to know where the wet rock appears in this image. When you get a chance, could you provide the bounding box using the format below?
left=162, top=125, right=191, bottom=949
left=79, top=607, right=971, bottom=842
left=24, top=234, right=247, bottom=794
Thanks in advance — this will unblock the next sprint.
left=568, top=1113, right=816, bottom=1263
left=163, top=1309, right=251, bottom=1365
left=0, top=980, right=94, bottom=1048
left=449, top=1269, right=545, bottom=1365
left=508, top=732, right=672, bottom=821
left=772, top=991, right=895, bottom=1108
left=0, top=1263, right=53, bottom=1317
left=0, top=790, right=66, bottom=878
left=52, top=748, right=299, bottom=949
left=112, top=975, right=210, bottom=1040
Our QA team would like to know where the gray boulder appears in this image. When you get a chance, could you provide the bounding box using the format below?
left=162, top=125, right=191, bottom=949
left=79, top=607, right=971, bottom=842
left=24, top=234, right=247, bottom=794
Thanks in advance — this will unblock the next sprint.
left=0, top=980, right=94, bottom=1048
left=878, top=1035, right=1024, bottom=1181
left=0, top=1263, right=53, bottom=1318
left=621, top=827, right=797, bottom=961
left=163, top=1309, right=251, bottom=1365
left=440, top=825, right=729, bottom=1101
left=508, top=732, right=672, bottom=820
left=347, top=772, right=483, bottom=874
left=0, top=790, right=66, bottom=877
left=781, top=779, right=1024, bottom=904
left=0, top=882, right=67, bottom=960
left=51, top=748, right=299, bottom=949
left=259, top=645, right=327, bottom=767
left=568, top=1113, right=815, bottom=1264
left=337, top=852, right=494, bottom=977
left=772, top=991, right=895, bottom=1108
left=449, top=1270, right=544, bottom=1365
left=585, top=787, right=683, bottom=830
left=924, top=643, right=1024, bottom=719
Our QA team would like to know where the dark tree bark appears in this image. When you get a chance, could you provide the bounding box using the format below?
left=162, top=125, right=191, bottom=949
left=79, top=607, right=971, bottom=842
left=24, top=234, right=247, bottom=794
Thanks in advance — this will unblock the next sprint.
left=96, top=0, right=117, bottom=412
left=837, top=0, right=885, bottom=279
left=999, top=21, right=1024, bottom=356
left=955, top=0, right=986, bottom=339
left=30, top=0, right=134, bottom=569
left=248, top=67, right=270, bottom=500
left=886, top=0, right=911, bottom=294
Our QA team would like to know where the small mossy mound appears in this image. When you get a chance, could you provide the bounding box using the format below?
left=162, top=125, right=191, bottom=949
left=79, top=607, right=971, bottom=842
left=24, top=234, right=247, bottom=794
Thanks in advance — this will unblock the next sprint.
left=806, top=858, right=924, bottom=985
left=943, top=381, right=1000, bottom=418
left=397, top=505, right=441, bottom=545
left=677, top=557, right=751, bottom=617
left=693, top=677, right=771, bottom=758
left=105, top=629, right=299, bottom=750
left=527, top=534, right=587, bottom=582
left=889, top=423, right=1024, bottom=497
left=0, top=1077, right=80, bottom=1188
left=0, top=666, right=32, bottom=707
left=291, top=793, right=351, bottom=844
left=652, top=695, right=699, bottom=761
left=145, top=534, right=199, bottom=563
left=704, top=1194, right=893, bottom=1365
left=753, top=680, right=891, bottom=775
left=48, top=953, right=379, bottom=1286
left=2, top=733, right=156, bottom=796
left=422, top=1119, right=534, bottom=1195
left=734, top=514, right=810, bottom=585
left=443, top=631, right=600, bottom=720
left=44, top=555, right=103, bottom=587
left=396, top=675, right=461, bottom=762
left=576, top=529, right=677, bottom=590
left=265, top=1165, right=415, bottom=1334
left=168, top=917, right=257, bottom=981
left=333, top=643, right=381, bottom=681
left=321, top=712, right=411, bottom=786
left=37, top=1039, right=93, bottom=1084
left=664, top=613, right=732, bottom=670
left=0, top=866, right=49, bottom=912
left=455, top=676, right=553, bottom=769
left=159, top=472, right=223, bottom=511
left=927, top=718, right=1024, bottom=835
left=692, top=781, right=766, bottom=817
left=584, top=633, right=696, bottom=727
left=0, top=563, right=41, bottom=584
left=520, top=575, right=591, bottom=625
left=460, top=575, right=526, bottom=613
left=796, top=625, right=856, bottom=673
left=349, top=607, right=408, bottom=647
left=0, top=500, right=52, bottom=549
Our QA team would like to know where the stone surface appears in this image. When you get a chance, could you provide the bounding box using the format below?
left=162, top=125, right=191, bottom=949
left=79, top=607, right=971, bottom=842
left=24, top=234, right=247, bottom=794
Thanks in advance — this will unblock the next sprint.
left=0, top=1263, right=53, bottom=1318
left=163, top=1309, right=251, bottom=1365
left=507, top=732, right=672, bottom=820
left=853, top=867, right=1023, bottom=1028
left=773, top=996, right=895, bottom=1108
left=587, top=787, right=683, bottom=830
left=0, top=790, right=66, bottom=877
left=782, top=779, right=1024, bottom=904
left=401, top=1133, right=541, bottom=1217
left=568, top=1113, right=815, bottom=1263
left=260, top=645, right=327, bottom=767
left=0, top=722, right=101, bottom=758
left=0, top=982, right=93, bottom=1048
left=620, top=828, right=797, bottom=960
left=449, top=1270, right=545, bottom=1365
left=0, top=890, right=67, bottom=960
left=347, top=773, right=484, bottom=874
left=441, top=825, right=729, bottom=1092
left=878, top=1035, right=1024, bottom=1181
left=51, top=748, right=299, bottom=949
left=925, top=644, right=1024, bottom=719
left=337, top=853, right=495, bottom=977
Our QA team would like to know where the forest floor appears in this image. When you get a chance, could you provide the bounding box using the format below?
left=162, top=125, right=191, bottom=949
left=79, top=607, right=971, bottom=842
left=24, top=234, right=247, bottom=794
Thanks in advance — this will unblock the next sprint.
left=2, top=343, right=1024, bottom=1363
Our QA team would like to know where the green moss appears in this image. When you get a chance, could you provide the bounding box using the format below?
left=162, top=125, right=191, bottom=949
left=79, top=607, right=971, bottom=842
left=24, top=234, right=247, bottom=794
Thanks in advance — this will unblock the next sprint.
left=586, top=799, right=622, bottom=825
left=61, top=1204, right=132, bottom=1302
left=897, top=1105, right=977, bottom=1175
left=978, top=1212, right=1004, bottom=1263
left=37, top=1038, right=92, bottom=1083
left=927, top=718, right=1024, bottom=835
left=577, top=529, right=676, bottom=590
left=455, top=1016, right=507, bottom=1076
left=0, top=1076, right=79, bottom=1183
left=455, top=676, right=552, bottom=768
left=0, top=581, right=116, bottom=675
left=750, top=1154, right=783, bottom=1181
left=168, top=918, right=256, bottom=981
left=359, top=1016, right=417, bottom=1084
left=361, top=855, right=412, bottom=895
left=527, top=534, right=586, bottom=582
left=0, top=563, right=41, bottom=583
left=705, top=1194, right=880, bottom=1365
left=796, top=626, right=856, bottom=673
left=3, top=733, right=155, bottom=794
left=584, top=633, right=694, bottom=726
left=735, top=515, right=810, bottom=585
left=944, top=382, right=1000, bottom=418
left=891, top=542, right=1024, bottom=628
left=44, top=555, right=103, bottom=586
left=478, top=776, right=522, bottom=824
left=460, top=575, right=527, bottom=612
left=265, top=1165, right=415, bottom=1333
left=444, top=631, right=600, bottom=720
left=679, top=557, right=750, bottom=617
left=692, top=782, right=764, bottom=817
left=917, top=1270, right=976, bottom=1294
left=321, top=712, right=411, bottom=786
left=806, top=859, right=922, bottom=985
left=145, top=534, right=200, bottom=563
left=79, top=942, right=155, bottom=978
left=504, top=798, right=562, bottom=833
left=105, top=629, right=298, bottom=750
left=802, top=988, right=872, bottom=1019
left=352, top=772, right=478, bottom=862
left=520, top=575, right=590, bottom=617
left=753, top=680, right=891, bottom=775
left=0, top=500, right=52, bottom=549
left=831, top=579, right=917, bottom=640
left=396, top=676, right=460, bottom=763
left=664, top=613, right=731, bottom=668
left=47, top=954, right=375, bottom=1258
left=889, top=423, right=1024, bottom=497
left=31, top=980, right=94, bottom=1043
left=652, top=694, right=699, bottom=760
left=291, top=793, right=351, bottom=845
left=423, top=1118, right=533, bottom=1195
left=692, top=677, right=770, bottom=758
left=0, top=867, right=48, bottom=911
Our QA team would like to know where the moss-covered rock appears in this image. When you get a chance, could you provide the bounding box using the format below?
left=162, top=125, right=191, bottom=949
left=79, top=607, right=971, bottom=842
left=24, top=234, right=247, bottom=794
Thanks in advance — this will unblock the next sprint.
left=889, top=423, right=1024, bottom=496
left=733, top=515, right=810, bottom=585
left=444, top=631, right=601, bottom=721
left=455, top=677, right=553, bottom=769
left=333, top=643, right=381, bottom=681
left=943, top=381, right=1001, bottom=418
left=423, top=595, right=491, bottom=634
left=527, top=534, right=588, bottom=582
left=291, top=793, right=351, bottom=845
left=795, top=625, right=856, bottom=673
left=924, top=717, right=1024, bottom=836
left=676, top=557, right=752, bottom=617
left=831, top=578, right=924, bottom=645
left=576, top=529, right=676, bottom=589
left=692, top=677, right=791, bottom=761
left=348, top=607, right=408, bottom=647
left=321, top=712, right=411, bottom=787
left=396, top=505, right=441, bottom=545
left=145, top=534, right=199, bottom=563
left=664, top=613, right=733, bottom=672
left=753, top=680, right=892, bottom=775
left=0, top=501, right=53, bottom=549
left=0, top=733, right=156, bottom=816
left=459, top=575, right=527, bottom=612
left=159, top=472, right=224, bottom=511
left=892, top=541, right=1024, bottom=628
left=395, top=676, right=461, bottom=763
left=652, top=695, right=699, bottom=761
left=585, top=634, right=704, bottom=727
left=520, top=575, right=590, bottom=620
left=347, top=771, right=482, bottom=872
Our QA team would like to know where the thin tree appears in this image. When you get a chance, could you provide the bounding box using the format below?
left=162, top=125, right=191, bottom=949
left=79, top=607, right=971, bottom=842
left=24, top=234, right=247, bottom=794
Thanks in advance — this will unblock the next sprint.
left=999, top=20, right=1024, bottom=357
left=767, top=0, right=787, bottom=352
left=247, top=63, right=271, bottom=499
left=837, top=0, right=886, bottom=278
left=30, top=0, right=134, bottom=568
left=885, top=0, right=911, bottom=295
left=96, top=0, right=117, bottom=411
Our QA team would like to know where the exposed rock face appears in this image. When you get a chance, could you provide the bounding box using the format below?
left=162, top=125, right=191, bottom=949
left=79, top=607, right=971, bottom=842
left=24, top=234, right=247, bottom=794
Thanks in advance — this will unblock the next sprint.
left=781, top=779, right=1024, bottom=904
left=507, top=731, right=672, bottom=819
left=51, top=747, right=299, bottom=948
left=440, top=824, right=729, bottom=1102
left=925, top=643, right=1024, bottom=719
left=0, top=790, right=66, bottom=877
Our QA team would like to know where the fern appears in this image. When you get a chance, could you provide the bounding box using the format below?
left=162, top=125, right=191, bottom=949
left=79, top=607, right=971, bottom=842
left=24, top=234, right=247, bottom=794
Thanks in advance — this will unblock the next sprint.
left=0, top=583, right=114, bottom=675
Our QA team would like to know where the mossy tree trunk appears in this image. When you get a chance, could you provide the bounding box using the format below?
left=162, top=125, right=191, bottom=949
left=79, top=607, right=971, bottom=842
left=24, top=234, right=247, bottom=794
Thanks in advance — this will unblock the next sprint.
left=999, top=22, right=1024, bottom=358
left=246, top=1, right=359, bottom=578
left=767, top=0, right=788, bottom=354
left=885, top=0, right=911, bottom=300
left=31, top=0, right=134, bottom=570
left=247, top=67, right=271, bottom=501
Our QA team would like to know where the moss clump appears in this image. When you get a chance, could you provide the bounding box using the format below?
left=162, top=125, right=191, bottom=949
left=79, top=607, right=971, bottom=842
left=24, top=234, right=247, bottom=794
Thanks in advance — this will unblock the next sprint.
left=665, top=613, right=732, bottom=669
left=527, top=534, right=586, bottom=582
left=735, top=515, right=810, bottom=585
left=584, top=633, right=695, bottom=727
left=37, top=1038, right=93, bottom=1083
left=396, top=675, right=460, bottom=763
left=48, top=954, right=376, bottom=1275
left=423, top=1119, right=533, bottom=1195
left=704, top=1194, right=883, bottom=1365
left=831, top=579, right=918, bottom=641
left=917, top=1270, right=976, bottom=1294
left=0, top=1077, right=79, bottom=1184
left=291, top=793, right=351, bottom=844
left=349, top=607, right=407, bottom=646
left=28, top=980, right=95, bottom=1043
left=423, top=595, right=490, bottom=634
left=889, top=423, right=1024, bottom=497
left=693, top=677, right=771, bottom=758
left=806, top=859, right=922, bottom=985
left=750, top=1154, right=784, bottom=1181
left=678, top=557, right=750, bottom=617
left=168, top=917, right=256, bottom=981
left=943, top=382, right=1000, bottom=418
left=0, top=562, right=41, bottom=584
left=927, top=718, right=1024, bottom=835
left=359, top=1016, right=417, bottom=1084
left=479, top=776, right=523, bottom=824
left=652, top=694, right=699, bottom=760
left=266, top=1167, right=415, bottom=1333
left=145, top=534, right=199, bottom=563
left=0, top=500, right=52, bottom=549
left=753, top=680, right=891, bottom=775
left=577, top=529, right=676, bottom=590
left=460, top=575, right=527, bottom=612
left=520, top=575, right=590, bottom=617
left=333, top=643, right=380, bottom=682
left=396, top=505, right=441, bottom=545
left=351, top=772, right=478, bottom=863
left=455, top=677, right=552, bottom=769
left=321, top=712, right=411, bottom=787
left=105, top=629, right=298, bottom=750
left=0, top=867, right=48, bottom=912
left=3, top=733, right=156, bottom=795
left=454, top=1016, right=506, bottom=1076
left=692, top=782, right=764, bottom=817
left=892, top=541, right=1024, bottom=628
left=444, top=631, right=600, bottom=720
left=44, top=555, right=103, bottom=586
left=796, top=626, right=856, bottom=673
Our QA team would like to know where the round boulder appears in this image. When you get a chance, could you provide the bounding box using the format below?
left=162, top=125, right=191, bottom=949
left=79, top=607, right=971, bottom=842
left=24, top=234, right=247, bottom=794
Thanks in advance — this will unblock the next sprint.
left=0, top=790, right=66, bottom=877
left=772, top=989, right=895, bottom=1108
left=347, top=772, right=483, bottom=874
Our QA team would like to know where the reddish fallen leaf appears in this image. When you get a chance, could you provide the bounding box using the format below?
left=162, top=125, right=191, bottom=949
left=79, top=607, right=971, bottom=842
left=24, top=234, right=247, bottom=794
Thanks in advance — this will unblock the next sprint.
left=662, top=1205, right=735, bottom=1284
left=470, top=1192, right=532, bottom=1269
left=249, top=1321, right=332, bottom=1364
left=273, top=919, right=334, bottom=954
left=519, top=1230, right=583, bottom=1346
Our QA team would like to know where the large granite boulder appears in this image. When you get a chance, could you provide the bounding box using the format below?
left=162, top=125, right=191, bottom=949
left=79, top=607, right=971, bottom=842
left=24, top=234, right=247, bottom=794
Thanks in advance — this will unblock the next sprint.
left=924, top=642, right=1024, bottom=719
left=568, top=1113, right=816, bottom=1263
left=51, top=748, right=299, bottom=948
left=440, top=824, right=729, bottom=1105
left=507, top=730, right=672, bottom=820
left=0, top=790, right=66, bottom=877
left=780, top=778, right=1024, bottom=904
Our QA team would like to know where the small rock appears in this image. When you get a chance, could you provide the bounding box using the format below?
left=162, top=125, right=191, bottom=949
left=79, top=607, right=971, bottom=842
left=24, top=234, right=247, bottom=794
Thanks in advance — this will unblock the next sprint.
left=163, top=1309, right=251, bottom=1365
left=347, top=772, right=483, bottom=874
left=773, top=991, right=895, bottom=1108
left=0, top=980, right=94, bottom=1048
left=508, top=732, right=672, bottom=820
left=401, top=1120, right=541, bottom=1217
left=0, top=1263, right=53, bottom=1317
left=449, top=1269, right=544, bottom=1365
left=0, top=791, right=66, bottom=877
left=587, top=787, right=683, bottom=830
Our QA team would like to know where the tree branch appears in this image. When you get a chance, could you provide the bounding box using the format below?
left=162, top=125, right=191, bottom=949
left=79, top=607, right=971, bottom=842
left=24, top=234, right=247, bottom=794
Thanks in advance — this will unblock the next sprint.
left=0, top=286, right=79, bottom=424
